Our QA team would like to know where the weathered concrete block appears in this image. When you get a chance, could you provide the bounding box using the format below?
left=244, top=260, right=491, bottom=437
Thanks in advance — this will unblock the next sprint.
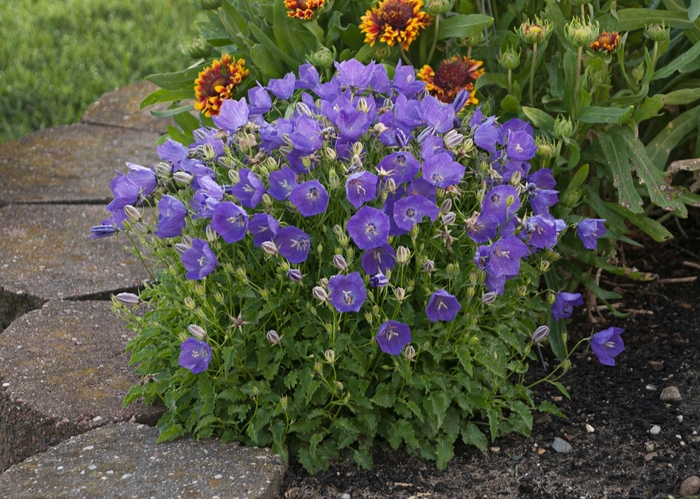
left=0, top=423, right=286, bottom=499
left=0, top=123, right=160, bottom=205
left=0, top=204, right=149, bottom=302
left=0, top=301, right=163, bottom=471
left=81, top=81, right=176, bottom=134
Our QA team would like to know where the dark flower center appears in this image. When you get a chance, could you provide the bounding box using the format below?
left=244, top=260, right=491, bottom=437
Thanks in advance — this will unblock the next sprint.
left=434, top=60, right=472, bottom=90
left=307, top=187, right=320, bottom=201
left=343, top=290, right=355, bottom=304
left=377, top=0, right=415, bottom=30
left=365, top=223, right=377, bottom=235
left=491, top=193, right=500, bottom=203
left=406, top=208, right=416, bottom=217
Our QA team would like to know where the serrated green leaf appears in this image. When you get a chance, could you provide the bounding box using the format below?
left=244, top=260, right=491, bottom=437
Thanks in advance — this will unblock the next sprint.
left=521, top=106, right=555, bottom=135
left=577, top=105, right=634, bottom=124
left=487, top=409, right=500, bottom=441
left=597, top=130, right=644, bottom=213
left=510, top=400, right=533, bottom=432
left=157, top=423, right=185, bottom=443
left=435, top=433, right=455, bottom=470
left=647, top=106, right=700, bottom=169
left=551, top=381, right=571, bottom=400
left=537, top=400, right=566, bottom=418
left=123, top=384, right=144, bottom=407
left=437, top=14, right=493, bottom=40
left=654, top=40, right=700, bottom=80
left=461, top=423, right=488, bottom=451
left=370, top=384, right=395, bottom=408
left=456, top=344, right=474, bottom=376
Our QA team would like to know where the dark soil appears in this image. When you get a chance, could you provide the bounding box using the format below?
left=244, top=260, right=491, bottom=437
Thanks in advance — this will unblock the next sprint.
left=278, top=210, right=700, bottom=499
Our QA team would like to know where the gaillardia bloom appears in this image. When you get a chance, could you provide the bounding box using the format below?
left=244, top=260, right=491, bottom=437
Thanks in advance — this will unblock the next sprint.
left=285, top=0, right=325, bottom=20
left=418, top=55, right=484, bottom=107
left=360, top=0, right=431, bottom=51
left=194, top=54, right=250, bottom=118
left=590, top=31, right=620, bottom=53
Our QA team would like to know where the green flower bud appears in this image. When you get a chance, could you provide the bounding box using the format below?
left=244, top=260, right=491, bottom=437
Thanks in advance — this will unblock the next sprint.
left=540, top=260, right=551, bottom=272
left=308, top=47, right=335, bottom=69
left=178, top=331, right=189, bottom=343
left=181, top=37, right=213, bottom=60
left=184, top=296, right=196, bottom=310
left=314, top=361, right=324, bottom=374
left=206, top=225, right=217, bottom=243
left=535, top=136, right=555, bottom=159
left=193, top=283, right=206, bottom=297
left=280, top=396, right=288, bottom=410
left=517, top=17, right=553, bottom=45
left=329, top=167, right=340, bottom=188
left=334, top=380, right=344, bottom=391
left=194, top=307, right=206, bottom=319
left=424, top=0, right=454, bottom=16
left=460, top=31, right=485, bottom=47
left=394, top=287, right=406, bottom=301
left=228, top=169, right=240, bottom=184
left=324, top=349, right=335, bottom=364
left=631, top=62, right=645, bottom=83
left=498, top=46, right=521, bottom=70
left=645, top=22, right=670, bottom=43
left=561, top=188, right=581, bottom=207
left=214, top=291, right=225, bottom=304
left=565, top=17, right=599, bottom=47
left=403, top=345, right=416, bottom=360
left=364, top=312, right=373, bottom=325
left=547, top=292, right=556, bottom=305
left=553, top=115, right=575, bottom=139
left=469, top=271, right=478, bottom=284
left=466, top=287, right=476, bottom=299
left=325, top=147, right=337, bottom=160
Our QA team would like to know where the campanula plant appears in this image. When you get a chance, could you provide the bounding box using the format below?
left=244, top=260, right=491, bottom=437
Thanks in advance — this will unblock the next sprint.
left=97, top=59, right=619, bottom=473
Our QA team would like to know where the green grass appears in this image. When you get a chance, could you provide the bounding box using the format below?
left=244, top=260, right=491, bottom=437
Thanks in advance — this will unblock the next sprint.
left=0, top=0, right=201, bottom=144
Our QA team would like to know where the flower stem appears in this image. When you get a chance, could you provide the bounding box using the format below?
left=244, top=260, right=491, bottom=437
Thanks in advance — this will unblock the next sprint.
left=529, top=43, right=538, bottom=106
left=651, top=41, right=659, bottom=69
left=400, top=45, right=412, bottom=66
left=507, top=68, right=513, bottom=95
left=573, top=45, right=583, bottom=118
left=426, top=15, right=440, bottom=64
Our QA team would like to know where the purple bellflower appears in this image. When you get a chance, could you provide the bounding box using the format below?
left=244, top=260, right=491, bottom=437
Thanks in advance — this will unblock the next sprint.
left=347, top=206, right=391, bottom=250
left=157, top=138, right=188, bottom=168
left=334, top=59, right=375, bottom=90
left=289, top=180, right=329, bottom=217
left=577, top=219, right=607, bottom=250
left=267, top=72, right=296, bottom=100
left=481, top=185, right=520, bottom=223
left=393, top=194, right=439, bottom=232
left=505, top=129, right=537, bottom=161
left=327, top=272, right=367, bottom=313
left=591, top=327, right=625, bottom=366
left=527, top=168, right=557, bottom=189
left=248, top=214, right=280, bottom=247
left=296, top=62, right=320, bottom=90
left=231, top=168, right=265, bottom=208
left=181, top=238, right=217, bottom=280
left=276, top=226, right=311, bottom=263
left=212, top=97, right=248, bottom=133
left=211, top=201, right=248, bottom=243
left=551, top=292, right=584, bottom=321
left=521, top=214, right=559, bottom=249
left=487, top=236, right=529, bottom=278
left=361, top=243, right=396, bottom=275
left=528, top=186, right=559, bottom=215
left=419, top=95, right=455, bottom=134
left=345, top=171, right=379, bottom=208
left=91, top=223, right=117, bottom=239
left=376, top=151, right=420, bottom=184
left=106, top=163, right=157, bottom=212
left=376, top=320, right=412, bottom=356
left=422, top=152, right=465, bottom=188
left=248, top=84, right=272, bottom=115
left=155, top=195, right=187, bottom=238
left=268, top=166, right=297, bottom=201
left=392, top=60, right=425, bottom=98
left=179, top=338, right=212, bottom=374
left=425, top=289, right=461, bottom=322
left=473, top=116, right=499, bottom=153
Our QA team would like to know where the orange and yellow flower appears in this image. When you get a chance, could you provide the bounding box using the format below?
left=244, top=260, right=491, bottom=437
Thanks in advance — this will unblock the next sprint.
left=360, top=0, right=431, bottom=51
left=590, top=31, right=620, bottom=53
left=194, top=54, right=249, bottom=118
left=285, top=0, right=326, bottom=20
left=418, top=55, right=485, bottom=108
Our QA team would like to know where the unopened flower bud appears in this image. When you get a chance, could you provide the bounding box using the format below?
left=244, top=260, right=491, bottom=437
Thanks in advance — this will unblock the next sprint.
left=370, top=273, right=389, bottom=288
left=308, top=46, right=334, bottom=69
left=356, top=98, right=370, bottom=113
left=319, top=277, right=328, bottom=288
left=155, top=161, right=172, bottom=179
left=181, top=36, right=212, bottom=60
left=364, top=312, right=374, bottom=325
left=325, top=147, right=337, bottom=160
left=518, top=285, right=528, bottom=296
left=352, top=141, right=364, bottom=156
left=439, top=198, right=453, bottom=215
left=540, top=260, right=551, bottom=272
left=547, top=292, right=557, bottom=305
left=423, top=260, right=435, bottom=273
left=188, top=324, right=207, bottom=340
left=329, top=168, right=340, bottom=188
left=267, top=330, right=281, bottom=345
left=334, top=380, right=344, bottom=391
left=261, top=240, right=278, bottom=255
left=645, top=22, right=669, bottom=43
left=206, top=225, right=218, bottom=243
left=394, top=287, right=406, bottom=301
left=333, top=224, right=344, bottom=237
left=498, top=46, right=521, bottom=70
left=280, top=395, right=289, bottom=409
left=554, top=115, right=574, bottom=139
left=446, top=262, right=460, bottom=277
left=482, top=292, right=498, bottom=304
left=384, top=177, right=397, bottom=193
left=313, top=361, right=324, bottom=374
left=338, top=233, right=349, bottom=247
left=332, top=254, right=348, bottom=271
left=228, top=169, right=240, bottom=183
left=466, top=287, right=475, bottom=299
left=565, top=17, right=599, bottom=47
left=469, top=271, right=478, bottom=284
left=410, top=224, right=420, bottom=239
left=461, top=31, right=485, bottom=47
left=535, top=137, right=555, bottom=158
left=424, top=0, right=453, bottom=15
left=184, top=296, right=196, bottom=310
left=404, top=345, right=416, bottom=360
left=197, top=0, right=222, bottom=10
left=510, top=171, right=522, bottom=186
left=296, top=101, right=313, bottom=117
left=532, top=325, right=550, bottom=343
left=324, top=349, right=335, bottom=364
left=518, top=17, right=553, bottom=45
left=235, top=267, right=247, bottom=281
left=287, top=268, right=303, bottom=282
left=442, top=212, right=456, bottom=225
left=173, top=171, right=193, bottom=186
left=178, top=331, right=189, bottom=343
left=133, top=222, right=150, bottom=235
left=396, top=246, right=410, bottom=264
left=444, top=130, right=464, bottom=148
left=123, top=205, right=142, bottom=222
left=114, top=292, right=140, bottom=306
left=631, top=62, right=645, bottom=83
left=313, top=286, right=328, bottom=302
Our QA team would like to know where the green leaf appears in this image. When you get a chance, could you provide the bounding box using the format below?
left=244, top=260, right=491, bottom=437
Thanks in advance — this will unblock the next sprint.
left=691, top=0, right=700, bottom=22
left=597, top=129, right=644, bottom=213
left=149, top=104, right=195, bottom=118
left=537, top=400, right=566, bottom=419
left=577, top=105, right=634, bottom=124
left=273, top=0, right=308, bottom=64
left=461, top=423, right=488, bottom=452
left=140, top=88, right=194, bottom=109
left=500, top=95, right=521, bottom=114
left=220, top=0, right=250, bottom=37
left=157, top=423, right=185, bottom=443
left=249, top=23, right=298, bottom=67
left=250, top=44, right=286, bottom=78
left=396, top=419, right=421, bottom=449
left=145, top=65, right=203, bottom=90
left=550, top=381, right=571, bottom=399
left=435, top=434, right=455, bottom=470
left=543, top=269, right=568, bottom=361
left=632, top=95, right=664, bottom=123
left=647, top=106, right=700, bottom=169
left=603, top=202, right=674, bottom=242
left=474, top=73, right=508, bottom=91
left=617, top=9, right=696, bottom=30
left=654, top=41, right=700, bottom=80
left=663, top=88, right=700, bottom=105
left=508, top=400, right=533, bottom=435
left=437, top=14, right=493, bottom=40
left=521, top=107, right=555, bottom=135
left=370, top=384, right=395, bottom=408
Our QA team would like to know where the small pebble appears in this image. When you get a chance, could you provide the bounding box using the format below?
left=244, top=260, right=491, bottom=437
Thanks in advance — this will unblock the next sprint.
left=645, top=443, right=655, bottom=453
left=650, top=425, right=661, bottom=435
left=341, top=494, right=351, bottom=499
left=537, top=448, right=546, bottom=455
left=660, top=386, right=682, bottom=404
left=645, top=384, right=656, bottom=391
left=511, top=455, right=522, bottom=462
left=644, top=452, right=658, bottom=462
left=585, top=424, right=595, bottom=433
left=490, top=447, right=500, bottom=453
left=676, top=415, right=684, bottom=423
left=552, top=437, right=573, bottom=454
left=679, top=475, right=700, bottom=497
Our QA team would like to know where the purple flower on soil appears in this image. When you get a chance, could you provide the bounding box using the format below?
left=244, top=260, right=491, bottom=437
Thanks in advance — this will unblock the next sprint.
left=481, top=185, right=520, bottom=223
left=268, top=166, right=297, bottom=201
left=91, top=223, right=117, bottom=239
left=551, top=292, right=584, bottom=321
left=473, top=116, right=499, bottom=153
left=334, top=59, right=375, bottom=90
left=157, top=138, right=188, bottom=167
left=521, top=214, right=559, bottom=249
left=376, top=320, right=412, bottom=356
left=181, top=238, right=217, bottom=280
left=370, top=273, right=389, bottom=288
left=327, top=272, right=367, bottom=313
left=393, top=194, right=439, bottom=232
left=419, top=95, right=455, bottom=134
left=529, top=186, right=559, bottom=215
left=346, top=171, right=379, bottom=208
left=289, top=180, right=329, bottom=217
left=155, top=195, right=187, bottom=238
left=505, top=129, right=537, bottom=161
left=248, top=213, right=280, bottom=247
left=276, top=226, right=311, bottom=263
left=487, top=236, right=529, bottom=277
left=267, top=72, right=296, bottom=100
left=591, top=327, right=625, bottom=366
left=527, top=168, right=556, bottom=189
left=425, top=289, right=461, bottom=322
left=376, top=151, right=421, bottom=184
left=248, top=84, right=272, bottom=115
left=361, top=244, right=396, bottom=275
left=422, top=152, right=465, bottom=188
left=577, top=219, right=607, bottom=250
left=179, top=337, right=212, bottom=374
left=106, top=163, right=157, bottom=212
left=296, top=62, right=320, bottom=90
left=212, top=97, right=248, bottom=133
left=231, top=168, right=265, bottom=208
left=211, top=201, right=248, bottom=243
left=347, top=206, right=390, bottom=250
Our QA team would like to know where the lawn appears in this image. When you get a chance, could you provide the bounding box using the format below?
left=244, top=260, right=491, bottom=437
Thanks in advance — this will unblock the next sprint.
left=0, top=0, right=200, bottom=144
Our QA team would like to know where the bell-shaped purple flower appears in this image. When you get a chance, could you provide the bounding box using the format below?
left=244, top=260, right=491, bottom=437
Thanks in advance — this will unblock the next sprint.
left=267, top=72, right=296, bottom=100
left=345, top=171, right=379, bottom=208
left=289, top=180, right=329, bottom=217
left=181, top=238, right=217, bottom=280
left=591, top=327, right=625, bottom=366
left=212, top=97, right=248, bottom=133
left=425, top=289, right=461, bottom=322
left=419, top=95, right=455, bottom=134
left=393, top=194, right=439, bottom=232
left=268, top=166, right=297, bottom=201
left=422, top=152, right=465, bottom=188
left=473, top=116, right=499, bottom=153
left=296, top=62, right=320, bottom=90
left=527, top=168, right=556, bottom=189
left=106, top=163, right=157, bottom=212
left=211, top=201, right=248, bottom=243
left=361, top=244, right=396, bottom=275
left=336, top=107, right=371, bottom=142
left=347, top=206, right=390, bottom=250
left=276, top=226, right=311, bottom=263
left=377, top=151, right=420, bottom=184
left=231, top=168, right=265, bottom=208
left=249, top=213, right=280, bottom=247
left=577, top=219, right=607, bottom=250
left=406, top=177, right=436, bottom=203
left=552, top=292, right=584, bottom=321
left=179, top=337, right=212, bottom=374
left=529, top=187, right=559, bottom=215
left=155, top=195, right=187, bottom=238
left=248, top=84, right=272, bottom=115
left=91, top=223, right=117, bottom=239
left=376, top=320, right=412, bottom=356
left=481, top=185, right=520, bottom=224
left=505, top=129, right=537, bottom=161
left=157, top=138, right=188, bottom=167
left=392, top=60, right=425, bottom=98
left=487, top=236, right=529, bottom=277
left=521, top=214, right=559, bottom=249
left=334, top=59, right=375, bottom=90
left=328, top=272, right=367, bottom=313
